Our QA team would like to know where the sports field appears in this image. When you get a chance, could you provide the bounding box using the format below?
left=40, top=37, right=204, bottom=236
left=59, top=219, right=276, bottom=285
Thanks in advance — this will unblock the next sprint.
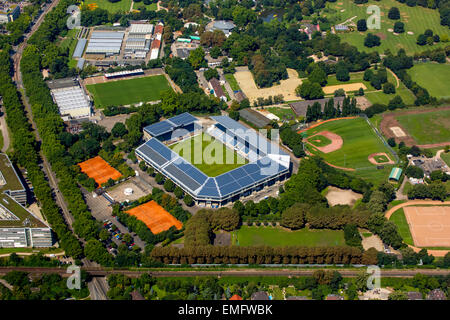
left=86, top=75, right=171, bottom=107
left=126, top=200, right=182, bottom=234
left=325, top=0, right=450, bottom=54
left=232, top=226, right=345, bottom=247
left=78, top=156, right=122, bottom=186
left=84, top=0, right=132, bottom=13
left=170, top=133, right=248, bottom=177
left=305, top=117, right=396, bottom=184
left=395, top=109, right=450, bottom=145
left=407, top=63, right=450, bottom=99
left=388, top=208, right=414, bottom=245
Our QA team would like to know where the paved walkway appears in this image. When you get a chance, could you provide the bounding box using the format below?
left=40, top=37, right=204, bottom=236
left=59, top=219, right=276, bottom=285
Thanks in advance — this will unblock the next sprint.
left=385, top=200, right=450, bottom=257
left=0, top=113, right=10, bottom=152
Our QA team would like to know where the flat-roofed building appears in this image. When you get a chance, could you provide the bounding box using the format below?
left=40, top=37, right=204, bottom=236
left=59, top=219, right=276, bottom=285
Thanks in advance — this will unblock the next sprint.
left=0, top=153, right=52, bottom=248
left=86, top=31, right=124, bottom=55
left=48, top=78, right=91, bottom=119
left=0, top=4, right=20, bottom=23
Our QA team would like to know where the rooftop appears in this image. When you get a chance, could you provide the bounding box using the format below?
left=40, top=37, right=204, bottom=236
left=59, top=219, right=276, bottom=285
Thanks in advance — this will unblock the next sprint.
left=239, top=108, right=271, bottom=128
left=0, top=154, right=48, bottom=229
left=289, top=97, right=345, bottom=117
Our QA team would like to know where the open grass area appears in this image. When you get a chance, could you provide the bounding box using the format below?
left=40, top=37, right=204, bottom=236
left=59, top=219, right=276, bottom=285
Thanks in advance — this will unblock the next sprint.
left=441, top=152, right=450, bottom=166
left=374, top=154, right=389, bottom=163
left=326, top=71, right=374, bottom=90
left=389, top=208, right=414, bottom=246
left=232, top=226, right=345, bottom=247
left=86, top=75, right=171, bottom=107
left=324, top=0, right=450, bottom=54
left=407, top=63, right=450, bottom=99
left=266, top=107, right=298, bottom=121
left=305, top=117, right=396, bottom=184
left=224, top=73, right=241, bottom=92
left=170, top=133, right=248, bottom=177
left=395, top=109, right=450, bottom=144
left=84, top=0, right=132, bottom=13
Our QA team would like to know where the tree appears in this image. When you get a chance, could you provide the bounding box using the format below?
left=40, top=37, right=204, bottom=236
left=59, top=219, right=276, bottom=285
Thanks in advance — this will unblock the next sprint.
left=188, top=47, right=206, bottom=70
left=111, top=122, right=128, bottom=138
left=336, top=64, right=350, bottom=81
left=308, top=66, right=327, bottom=86
left=405, top=165, right=424, bottom=178
left=393, top=21, right=405, bottom=33
left=388, top=7, right=401, bottom=20
left=296, top=80, right=324, bottom=100
left=389, top=291, right=408, bottom=300
left=364, top=33, right=381, bottom=47
left=155, top=173, right=165, bottom=185
left=184, top=194, right=194, bottom=206
left=281, top=203, right=308, bottom=229
left=204, top=68, right=219, bottom=81
left=163, top=179, right=175, bottom=192
left=417, top=34, right=428, bottom=45
left=383, top=82, right=396, bottom=94
left=357, top=19, right=367, bottom=31
left=388, top=95, right=405, bottom=110
left=210, top=46, right=222, bottom=59
left=174, top=186, right=184, bottom=199
left=387, top=137, right=396, bottom=147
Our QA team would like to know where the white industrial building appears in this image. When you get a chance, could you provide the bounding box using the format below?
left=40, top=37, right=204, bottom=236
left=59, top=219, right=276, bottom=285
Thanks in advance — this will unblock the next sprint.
left=48, top=78, right=91, bottom=120
left=86, top=31, right=125, bottom=55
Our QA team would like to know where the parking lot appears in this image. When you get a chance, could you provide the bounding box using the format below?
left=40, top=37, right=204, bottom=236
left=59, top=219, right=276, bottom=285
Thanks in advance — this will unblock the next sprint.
left=83, top=189, right=146, bottom=249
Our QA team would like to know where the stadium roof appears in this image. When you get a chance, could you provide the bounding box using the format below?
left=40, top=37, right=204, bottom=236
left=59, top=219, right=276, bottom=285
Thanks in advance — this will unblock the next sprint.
left=144, top=112, right=198, bottom=137
left=136, top=114, right=290, bottom=201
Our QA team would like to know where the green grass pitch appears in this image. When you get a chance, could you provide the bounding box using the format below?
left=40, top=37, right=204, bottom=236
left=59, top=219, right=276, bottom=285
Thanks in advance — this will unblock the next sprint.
left=389, top=208, right=414, bottom=246
left=324, top=0, right=450, bottom=54
left=84, top=0, right=132, bottom=13
left=86, top=75, right=172, bottom=107
left=308, top=134, right=332, bottom=147
left=232, top=226, right=345, bottom=247
left=395, top=109, right=450, bottom=145
left=407, top=63, right=450, bottom=99
left=170, top=133, right=248, bottom=177
left=305, top=117, right=396, bottom=184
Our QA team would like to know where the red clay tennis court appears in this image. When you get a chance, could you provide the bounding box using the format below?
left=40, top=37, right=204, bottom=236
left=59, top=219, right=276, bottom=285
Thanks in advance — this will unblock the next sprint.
left=78, top=156, right=122, bottom=186
left=403, top=206, right=450, bottom=247
left=125, top=200, right=183, bottom=234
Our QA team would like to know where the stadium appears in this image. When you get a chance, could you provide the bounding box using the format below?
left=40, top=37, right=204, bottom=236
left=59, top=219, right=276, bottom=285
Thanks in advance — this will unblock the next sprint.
left=135, top=113, right=291, bottom=208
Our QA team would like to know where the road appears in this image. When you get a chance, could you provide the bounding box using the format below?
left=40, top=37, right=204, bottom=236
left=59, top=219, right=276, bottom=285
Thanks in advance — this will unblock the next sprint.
left=12, top=0, right=76, bottom=231
left=0, top=266, right=449, bottom=278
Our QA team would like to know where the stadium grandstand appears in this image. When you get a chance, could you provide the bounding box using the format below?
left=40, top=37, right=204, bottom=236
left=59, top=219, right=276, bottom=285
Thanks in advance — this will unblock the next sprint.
left=104, top=68, right=144, bottom=79
left=0, top=153, right=52, bottom=248
left=136, top=113, right=291, bottom=207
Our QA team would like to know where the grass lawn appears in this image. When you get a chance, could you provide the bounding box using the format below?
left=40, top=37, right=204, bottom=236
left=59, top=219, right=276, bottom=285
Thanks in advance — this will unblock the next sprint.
left=170, top=133, right=248, bottom=177
left=133, top=2, right=157, bottom=11
left=84, top=0, right=132, bottom=13
left=266, top=107, right=298, bottom=121
left=374, top=154, right=389, bottom=162
left=395, top=109, right=450, bottom=144
left=441, top=152, right=450, bottom=166
left=232, top=226, right=345, bottom=247
left=389, top=208, right=414, bottom=246
left=224, top=73, right=241, bottom=91
left=324, top=0, right=450, bottom=54
left=305, top=117, right=396, bottom=184
left=308, top=134, right=332, bottom=147
left=326, top=71, right=374, bottom=90
left=407, top=63, right=450, bottom=99
left=86, top=75, right=171, bottom=107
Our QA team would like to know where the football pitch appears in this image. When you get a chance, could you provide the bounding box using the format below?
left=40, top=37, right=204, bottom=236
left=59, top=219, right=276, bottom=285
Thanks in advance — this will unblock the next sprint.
left=170, top=133, right=248, bottom=177
left=305, top=117, right=396, bottom=184
left=407, top=63, right=450, bottom=99
left=86, top=75, right=172, bottom=107
left=232, top=226, right=345, bottom=247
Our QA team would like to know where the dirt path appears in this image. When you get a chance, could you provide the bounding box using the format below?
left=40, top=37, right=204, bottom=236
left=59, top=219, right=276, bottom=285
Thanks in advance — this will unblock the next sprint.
left=387, top=68, right=400, bottom=88
left=385, top=200, right=450, bottom=257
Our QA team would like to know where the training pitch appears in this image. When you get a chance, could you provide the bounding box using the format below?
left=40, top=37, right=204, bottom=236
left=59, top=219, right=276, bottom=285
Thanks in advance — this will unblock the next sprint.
left=86, top=75, right=171, bottom=107
left=403, top=206, right=450, bottom=248
left=169, top=133, right=248, bottom=177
